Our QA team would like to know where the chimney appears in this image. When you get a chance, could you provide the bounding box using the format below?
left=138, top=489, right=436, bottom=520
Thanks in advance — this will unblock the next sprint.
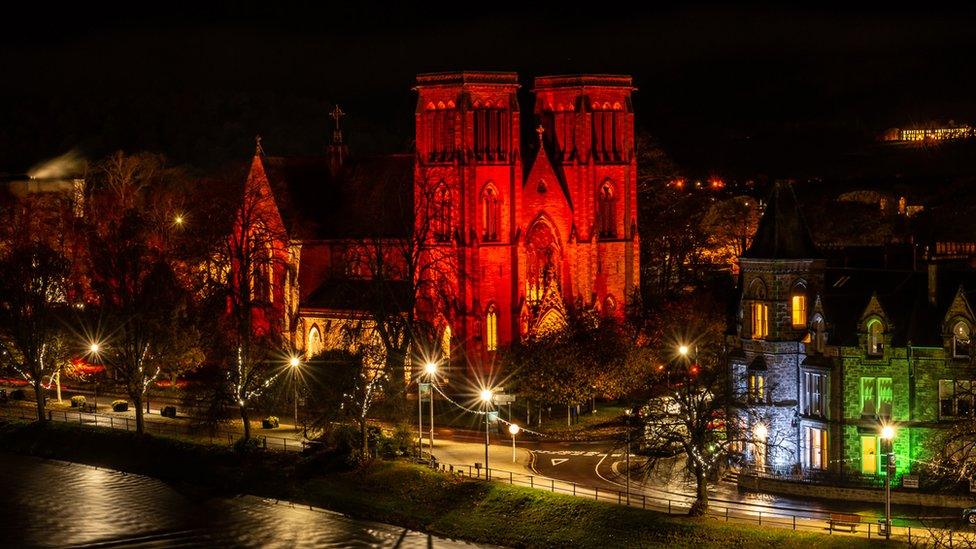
left=928, top=262, right=938, bottom=305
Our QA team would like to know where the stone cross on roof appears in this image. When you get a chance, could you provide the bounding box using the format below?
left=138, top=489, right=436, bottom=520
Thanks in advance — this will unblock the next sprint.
left=330, top=105, right=346, bottom=144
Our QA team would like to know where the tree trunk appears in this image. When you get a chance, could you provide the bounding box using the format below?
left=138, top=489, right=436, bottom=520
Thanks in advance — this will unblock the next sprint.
left=360, top=417, right=369, bottom=463
left=567, top=404, right=571, bottom=427
left=134, top=394, right=144, bottom=434
left=240, top=404, right=251, bottom=440
left=55, top=372, right=62, bottom=403
left=33, top=381, right=45, bottom=422
left=689, top=468, right=709, bottom=516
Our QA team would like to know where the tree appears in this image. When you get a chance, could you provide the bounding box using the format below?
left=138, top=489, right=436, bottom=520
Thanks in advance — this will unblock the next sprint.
left=634, top=291, right=773, bottom=516
left=305, top=349, right=387, bottom=462
left=84, top=152, right=203, bottom=435
left=0, top=243, right=72, bottom=421
left=219, top=157, right=292, bottom=440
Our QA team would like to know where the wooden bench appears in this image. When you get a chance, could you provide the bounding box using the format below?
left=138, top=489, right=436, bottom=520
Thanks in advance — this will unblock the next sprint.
left=828, top=513, right=861, bottom=532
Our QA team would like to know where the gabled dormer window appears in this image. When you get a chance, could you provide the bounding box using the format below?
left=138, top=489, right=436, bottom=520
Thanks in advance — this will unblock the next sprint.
left=953, top=321, right=971, bottom=358
left=867, top=318, right=884, bottom=357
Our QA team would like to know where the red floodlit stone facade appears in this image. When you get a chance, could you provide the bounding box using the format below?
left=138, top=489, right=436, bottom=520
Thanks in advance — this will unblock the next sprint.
left=236, top=71, right=639, bottom=375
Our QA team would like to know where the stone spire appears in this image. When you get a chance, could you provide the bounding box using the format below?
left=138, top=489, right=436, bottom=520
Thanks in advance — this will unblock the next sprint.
left=327, top=104, right=348, bottom=175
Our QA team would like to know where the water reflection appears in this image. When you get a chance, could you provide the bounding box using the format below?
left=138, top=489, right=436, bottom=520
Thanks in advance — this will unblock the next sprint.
left=0, top=453, right=485, bottom=548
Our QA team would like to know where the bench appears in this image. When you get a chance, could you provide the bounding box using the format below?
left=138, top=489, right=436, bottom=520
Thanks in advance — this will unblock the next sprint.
left=828, top=513, right=861, bottom=532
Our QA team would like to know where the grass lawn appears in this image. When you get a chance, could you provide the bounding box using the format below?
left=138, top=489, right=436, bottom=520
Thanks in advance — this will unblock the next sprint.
left=0, top=418, right=893, bottom=548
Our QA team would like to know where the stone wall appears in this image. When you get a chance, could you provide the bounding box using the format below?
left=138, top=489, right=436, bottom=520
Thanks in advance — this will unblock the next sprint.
left=739, top=473, right=975, bottom=509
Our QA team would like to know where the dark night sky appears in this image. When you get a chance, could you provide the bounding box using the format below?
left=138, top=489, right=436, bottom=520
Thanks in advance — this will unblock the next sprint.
left=2, top=3, right=975, bottom=178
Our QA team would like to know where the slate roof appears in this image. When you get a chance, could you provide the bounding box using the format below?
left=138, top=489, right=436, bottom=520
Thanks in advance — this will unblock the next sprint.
left=262, top=153, right=413, bottom=240
left=821, top=265, right=976, bottom=347
left=303, top=278, right=413, bottom=313
left=743, top=181, right=822, bottom=260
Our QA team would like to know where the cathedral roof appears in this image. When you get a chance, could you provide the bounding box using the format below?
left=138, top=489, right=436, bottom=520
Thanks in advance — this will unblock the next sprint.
left=302, top=278, right=412, bottom=313
left=742, top=181, right=822, bottom=260
left=262, top=153, right=413, bottom=240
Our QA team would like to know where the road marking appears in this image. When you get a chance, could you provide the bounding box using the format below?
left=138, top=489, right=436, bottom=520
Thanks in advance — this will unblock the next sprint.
left=550, top=458, right=569, bottom=466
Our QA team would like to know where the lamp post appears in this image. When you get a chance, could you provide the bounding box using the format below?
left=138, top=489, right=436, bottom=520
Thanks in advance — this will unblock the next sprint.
left=509, top=423, right=520, bottom=463
left=480, top=388, right=494, bottom=479
left=88, top=342, right=102, bottom=413
left=624, top=408, right=632, bottom=505
left=425, top=361, right=437, bottom=457
left=881, top=425, right=896, bottom=540
left=289, top=356, right=301, bottom=430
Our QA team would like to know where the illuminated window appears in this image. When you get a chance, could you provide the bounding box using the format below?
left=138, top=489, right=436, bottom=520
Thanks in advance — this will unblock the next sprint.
left=861, top=435, right=878, bottom=475
left=805, top=427, right=828, bottom=470
left=860, top=377, right=892, bottom=418
left=751, top=302, right=769, bottom=339
left=432, top=182, right=452, bottom=243
left=748, top=373, right=765, bottom=404
left=485, top=305, right=498, bottom=351
left=306, top=325, right=323, bottom=359
left=791, top=294, right=807, bottom=328
left=867, top=319, right=884, bottom=356
left=482, top=186, right=500, bottom=242
left=953, top=321, right=971, bottom=358
left=802, top=371, right=826, bottom=417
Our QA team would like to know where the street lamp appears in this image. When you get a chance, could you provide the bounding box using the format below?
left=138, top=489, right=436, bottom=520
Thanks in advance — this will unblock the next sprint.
left=289, top=356, right=301, bottom=431
left=88, top=341, right=103, bottom=413
left=624, top=409, right=632, bottom=505
left=424, top=361, right=437, bottom=459
left=480, top=388, right=494, bottom=479
left=881, top=424, right=896, bottom=540
left=678, top=345, right=689, bottom=357
left=508, top=423, right=520, bottom=463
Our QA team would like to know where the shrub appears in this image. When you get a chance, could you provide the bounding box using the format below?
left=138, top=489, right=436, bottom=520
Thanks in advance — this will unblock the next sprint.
left=233, top=436, right=262, bottom=454
left=111, top=400, right=128, bottom=412
left=161, top=406, right=177, bottom=418
left=262, top=416, right=279, bottom=429
left=70, top=395, right=86, bottom=407
left=10, top=389, right=26, bottom=400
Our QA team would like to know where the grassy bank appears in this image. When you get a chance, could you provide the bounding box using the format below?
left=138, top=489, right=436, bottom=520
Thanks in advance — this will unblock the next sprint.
left=0, top=420, right=883, bottom=548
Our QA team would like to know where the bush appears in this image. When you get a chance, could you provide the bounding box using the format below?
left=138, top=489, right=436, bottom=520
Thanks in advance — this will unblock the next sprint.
left=233, top=436, right=262, bottom=454
left=70, top=395, right=86, bottom=407
left=111, top=400, right=128, bottom=412
left=161, top=406, right=177, bottom=418
left=262, top=416, right=279, bottom=429
left=10, top=389, right=25, bottom=400
left=377, top=424, right=414, bottom=459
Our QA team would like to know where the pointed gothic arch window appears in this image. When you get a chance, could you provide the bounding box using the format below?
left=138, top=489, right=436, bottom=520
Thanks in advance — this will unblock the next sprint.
left=867, top=318, right=885, bottom=357
left=953, top=320, right=971, bottom=358
left=485, top=304, right=498, bottom=351
left=791, top=282, right=808, bottom=328
left=307, top=324, right=323, bottom=359
left=482, top=185, right=500, bottom=242
left=598, top=181, right=616, bottom=238
left=526, top=221, right=559, bottom=305
left=432, top=182, right=452, bottom=243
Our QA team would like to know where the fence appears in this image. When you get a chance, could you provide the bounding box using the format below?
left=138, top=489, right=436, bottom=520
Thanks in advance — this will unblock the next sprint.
left=430, top=460, right=975, bottom=545
left=0, top=405, right=306, bottom=453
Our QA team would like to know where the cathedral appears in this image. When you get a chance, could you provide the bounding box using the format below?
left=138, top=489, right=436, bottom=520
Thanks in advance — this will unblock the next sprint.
left=238, top=71, right=640, bottom=374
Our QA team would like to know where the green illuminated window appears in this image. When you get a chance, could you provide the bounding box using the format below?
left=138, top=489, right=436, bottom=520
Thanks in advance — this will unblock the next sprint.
left=860, top=377, right=892, bottom=418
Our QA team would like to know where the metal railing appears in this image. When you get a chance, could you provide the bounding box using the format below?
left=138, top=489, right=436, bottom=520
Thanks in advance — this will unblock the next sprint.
left=0, top=405, right=306, bottom=452
left=431, top=459, right=976, bottom=545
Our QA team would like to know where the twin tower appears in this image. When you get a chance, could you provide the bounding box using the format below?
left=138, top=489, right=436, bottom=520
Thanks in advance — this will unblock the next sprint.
left=412, top=72, right=639, bottom=368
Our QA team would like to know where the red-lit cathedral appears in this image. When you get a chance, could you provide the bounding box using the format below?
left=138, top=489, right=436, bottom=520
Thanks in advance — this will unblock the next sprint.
left=239, top=72, right=639, bottom=374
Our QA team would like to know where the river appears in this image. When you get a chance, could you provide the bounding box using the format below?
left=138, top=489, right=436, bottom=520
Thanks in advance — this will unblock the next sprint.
left=0, top=453, right=488, bottom=548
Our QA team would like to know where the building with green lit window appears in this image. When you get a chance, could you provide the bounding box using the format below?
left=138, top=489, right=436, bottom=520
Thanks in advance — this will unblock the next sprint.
left=729, top=181, right=976, bottom=486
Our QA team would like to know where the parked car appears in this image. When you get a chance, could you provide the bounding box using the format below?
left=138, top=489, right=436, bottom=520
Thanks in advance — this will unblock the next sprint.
left=963, top=507, right=976, bottom=525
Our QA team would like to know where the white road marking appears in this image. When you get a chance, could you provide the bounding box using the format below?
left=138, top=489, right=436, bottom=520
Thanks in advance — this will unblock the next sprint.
left=550, top=458, right=569, bottom=466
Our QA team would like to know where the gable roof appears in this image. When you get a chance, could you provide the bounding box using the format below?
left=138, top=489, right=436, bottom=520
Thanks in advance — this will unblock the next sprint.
left=261, top=153, right=413, bottom=240
left=743, top=180, right=822, bottom=260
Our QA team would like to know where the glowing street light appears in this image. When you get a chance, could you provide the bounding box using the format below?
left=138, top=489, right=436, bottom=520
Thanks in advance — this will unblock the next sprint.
left=86, top=340, right=104, bottom=412
left=89, top=342, right=101, bottom=355
left=678, top=345, right=689, bottom=357
left=288, top=356, right=301, bottom=429
left=174, top=215, right=184, bottom=226
left=881, top=424, right=896, bottom=539
left=480, top=388, right=495, bottom=479
left=508, top=423, right=520, bottom=463
left=423, top=361, right=437, bottom=459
